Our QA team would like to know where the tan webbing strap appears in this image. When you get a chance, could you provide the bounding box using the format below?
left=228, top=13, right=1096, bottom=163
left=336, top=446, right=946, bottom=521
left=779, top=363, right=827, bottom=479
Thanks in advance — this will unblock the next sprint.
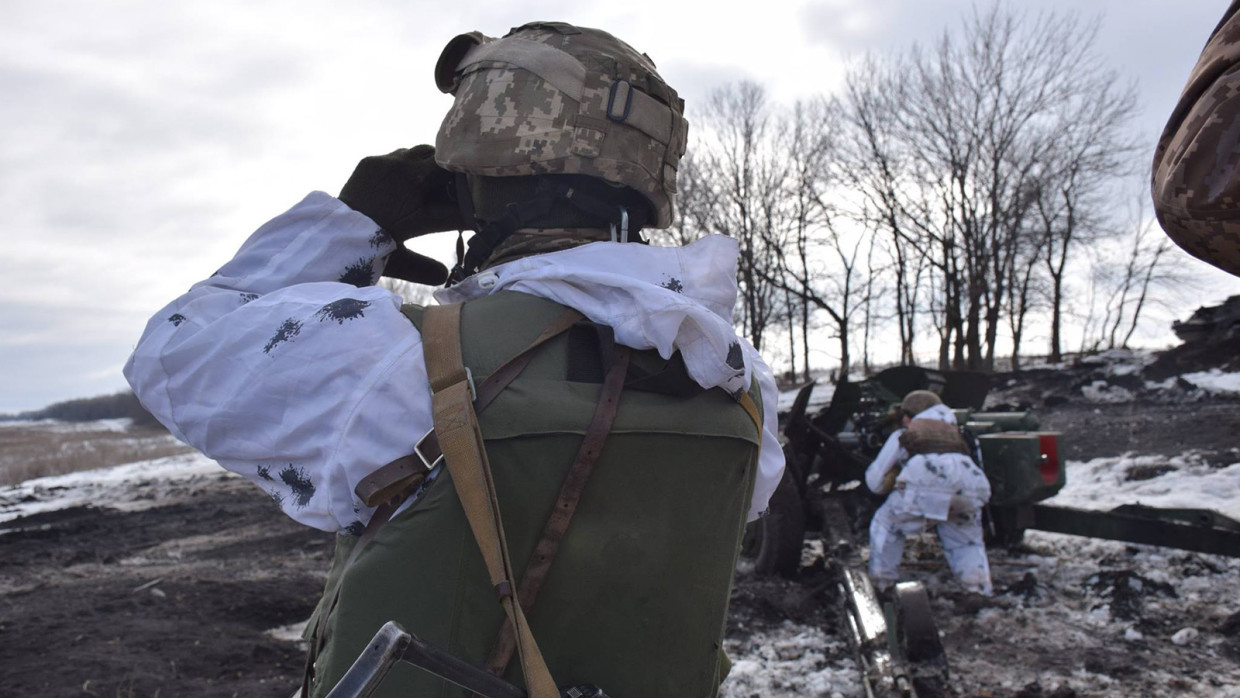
left=307, top=305, right=581, bottom=695
left=485, top=345, right=632, bottom=677
left=354, top=306, right=583, bottom=509
left=737, top=391, right=763, bottom=436
left=423, top=303, right=560, bottom=698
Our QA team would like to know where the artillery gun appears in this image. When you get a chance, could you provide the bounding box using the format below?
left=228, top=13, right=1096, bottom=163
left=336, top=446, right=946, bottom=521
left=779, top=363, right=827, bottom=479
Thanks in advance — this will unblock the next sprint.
left=743, top=365, right=1240, bottom=697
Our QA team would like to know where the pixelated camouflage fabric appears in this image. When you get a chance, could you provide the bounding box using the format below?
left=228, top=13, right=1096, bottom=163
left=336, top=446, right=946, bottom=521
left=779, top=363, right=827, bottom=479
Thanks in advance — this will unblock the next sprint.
left=434, top=22, right=688, bottom=228
left=1152, top=0, right=1240, bottom=276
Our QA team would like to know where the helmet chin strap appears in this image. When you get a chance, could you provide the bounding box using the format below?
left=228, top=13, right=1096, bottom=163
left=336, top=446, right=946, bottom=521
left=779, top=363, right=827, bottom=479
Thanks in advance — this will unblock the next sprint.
left=447, top=172, right=480, bottom=287
left=609, top=207, right=629, bottom=243
left=447, top=178, right=641, bottom=286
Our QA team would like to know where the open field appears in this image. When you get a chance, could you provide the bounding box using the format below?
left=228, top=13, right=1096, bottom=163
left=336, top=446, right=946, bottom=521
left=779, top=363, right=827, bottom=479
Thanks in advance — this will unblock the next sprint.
left=0, top=420, right=192, bottom=486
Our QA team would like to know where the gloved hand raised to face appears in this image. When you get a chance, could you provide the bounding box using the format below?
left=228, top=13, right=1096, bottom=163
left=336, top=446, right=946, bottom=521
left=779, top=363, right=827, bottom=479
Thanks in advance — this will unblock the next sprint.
left=339, top=145, right=463, bottom=285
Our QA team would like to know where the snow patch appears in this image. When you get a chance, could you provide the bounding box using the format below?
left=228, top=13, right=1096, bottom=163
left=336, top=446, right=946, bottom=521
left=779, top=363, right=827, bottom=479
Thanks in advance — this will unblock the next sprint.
left=1081, top=380, right=1135, bottom=403
left=0, top=418, right=133, bottom=433
left=1048, top=454, right=1240, bottom=520
left=1170, top=627, right=1199, bottom=645
left=721, top=622, right=861, bottom=698
left=0, top=452, right=231, bottom=524
left=1180, top=369, right=1240, bottom=394
left=777, top=381, right=836, bottom=414
left=265, top=620, right=309, bottom=645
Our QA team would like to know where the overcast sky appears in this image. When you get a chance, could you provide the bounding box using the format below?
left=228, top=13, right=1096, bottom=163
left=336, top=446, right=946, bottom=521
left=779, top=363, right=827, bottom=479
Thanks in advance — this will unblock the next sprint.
left=2, top=0, right=1238, bottom=413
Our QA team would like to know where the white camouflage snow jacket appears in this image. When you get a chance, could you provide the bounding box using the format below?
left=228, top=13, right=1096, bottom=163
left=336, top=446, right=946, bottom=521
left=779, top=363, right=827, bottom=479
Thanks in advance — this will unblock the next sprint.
left=124, top=192, right=784, bottom=532
left=864, top=403, right=991, bottom=521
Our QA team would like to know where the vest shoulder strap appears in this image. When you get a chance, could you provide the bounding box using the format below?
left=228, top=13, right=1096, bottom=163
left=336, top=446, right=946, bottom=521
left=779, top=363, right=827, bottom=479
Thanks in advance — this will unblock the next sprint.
left=422, top=302, right=560, bottom=698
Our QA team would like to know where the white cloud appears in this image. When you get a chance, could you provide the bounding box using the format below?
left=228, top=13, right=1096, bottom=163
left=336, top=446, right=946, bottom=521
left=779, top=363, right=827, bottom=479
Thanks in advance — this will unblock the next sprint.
left=1, top=0, right=1237, bottom=411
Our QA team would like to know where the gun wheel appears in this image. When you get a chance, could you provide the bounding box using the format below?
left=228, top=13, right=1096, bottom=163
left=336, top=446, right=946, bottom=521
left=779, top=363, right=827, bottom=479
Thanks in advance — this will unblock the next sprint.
left=739, top=452, right=806, bottom=577
left=895, top=582, right=951, bottom=695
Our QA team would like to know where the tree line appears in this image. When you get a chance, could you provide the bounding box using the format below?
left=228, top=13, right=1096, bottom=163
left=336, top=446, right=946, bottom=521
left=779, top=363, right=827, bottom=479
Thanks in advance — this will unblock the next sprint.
left=652, top=5, right=1186, bottom=381
left=7, top=390, right=161, bottom=427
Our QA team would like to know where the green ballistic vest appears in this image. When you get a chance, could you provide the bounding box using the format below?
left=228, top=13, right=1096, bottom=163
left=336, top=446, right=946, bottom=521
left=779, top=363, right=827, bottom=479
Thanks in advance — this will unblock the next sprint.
left=310, top=290, right=762, bottom=697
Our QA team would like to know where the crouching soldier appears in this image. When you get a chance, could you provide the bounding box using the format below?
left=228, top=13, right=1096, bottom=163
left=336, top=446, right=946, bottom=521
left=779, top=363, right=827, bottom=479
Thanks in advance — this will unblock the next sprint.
left=864, top=391, right=993, bottom=595
left=124, top=22, right=784, bottom=698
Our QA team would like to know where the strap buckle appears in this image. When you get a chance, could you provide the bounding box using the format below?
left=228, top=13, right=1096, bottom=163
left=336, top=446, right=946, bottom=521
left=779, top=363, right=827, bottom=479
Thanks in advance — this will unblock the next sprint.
left=606, top=80, right=633, bottom=123
left=413, top=428, right=444, bottom=471
left=608, top=206, right=629, bottom=243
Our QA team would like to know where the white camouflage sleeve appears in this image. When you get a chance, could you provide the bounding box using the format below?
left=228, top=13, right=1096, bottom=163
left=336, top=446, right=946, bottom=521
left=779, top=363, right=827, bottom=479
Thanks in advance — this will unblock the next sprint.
left=865, top=431, right=906, bottom=494
left=124, top=192, right=435, bottom=532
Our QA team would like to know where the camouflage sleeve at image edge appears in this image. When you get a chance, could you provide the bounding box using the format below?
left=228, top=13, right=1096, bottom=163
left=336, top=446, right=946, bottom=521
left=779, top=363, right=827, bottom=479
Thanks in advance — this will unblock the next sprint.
left=1152, top=0, right=1240, bottom=277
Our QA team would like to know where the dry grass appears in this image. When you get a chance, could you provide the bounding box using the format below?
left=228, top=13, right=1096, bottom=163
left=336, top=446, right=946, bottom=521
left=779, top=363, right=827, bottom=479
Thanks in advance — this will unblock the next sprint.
left=0, top=422, right=194, bottom=486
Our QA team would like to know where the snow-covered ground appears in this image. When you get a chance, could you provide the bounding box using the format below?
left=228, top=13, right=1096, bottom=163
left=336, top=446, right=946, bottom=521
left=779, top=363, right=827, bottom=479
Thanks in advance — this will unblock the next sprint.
left=719, top=441, right=1240, bottom=696
left=776, top=380, right=836, bottom=415
left=727, top=366, right=1240, bottom=697
left=0, top=417, right=134, bottom=432
left=1054, top=452, right=1240, bottom=520
left=0, top=450, right=226, bottom=524
left=1182, top=368, right=1240, bottom=394
left=4, top=398, right=1239, bottom=696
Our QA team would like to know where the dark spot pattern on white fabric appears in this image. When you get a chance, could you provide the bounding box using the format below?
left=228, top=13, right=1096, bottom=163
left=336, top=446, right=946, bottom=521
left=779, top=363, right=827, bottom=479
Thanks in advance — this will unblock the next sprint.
left=263, top=319, right=303, bottom=354
left=339, top=257, right=377, bottom=287
left=345, top=521, right=366, bottom=537
left=268, top=488, right=285, bottom=507
left=256, top=464, right=273, bottom=481
left=314, top=299, right=371, bottom=324
left=168, top=314, right=186, bottom=327
left=279, top=464, right=315, bottom=507
left=660, top=276, right=684, bottom=293
left=239, top=292, right=259, bottom=304
left=725, top=341, right=745, bottom=370
left=369, top=229, right=393, bottom=248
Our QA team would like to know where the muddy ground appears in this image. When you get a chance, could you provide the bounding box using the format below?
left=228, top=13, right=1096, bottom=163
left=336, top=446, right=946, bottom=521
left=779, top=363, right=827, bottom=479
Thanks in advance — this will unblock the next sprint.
left=1, top=355, right=1238, bottom=697
left=0, top=473, right=330, bottom=696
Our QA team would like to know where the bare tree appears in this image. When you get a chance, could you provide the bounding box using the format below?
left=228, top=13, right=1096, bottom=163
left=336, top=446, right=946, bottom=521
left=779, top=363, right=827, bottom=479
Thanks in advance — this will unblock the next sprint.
left=779, top=98, right=839, bottom=380
left=1084, top=198, right=1186, bottom=352
left=1003, top=217, right=1048, bottom=371
left=1030, top=61, right=1140, bottom=362
left=837, top=5, right=1138, bottom=371
left=837, top=56, right=924, bottom=367
left=649, top=153, right=714, bottom=248
left=687, top=81, right=789, bottom=352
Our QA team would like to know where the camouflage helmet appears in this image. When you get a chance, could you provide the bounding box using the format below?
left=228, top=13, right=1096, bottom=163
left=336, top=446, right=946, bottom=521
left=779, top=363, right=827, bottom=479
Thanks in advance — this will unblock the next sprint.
left=901, top=390, right=942, bottom=418
left=432, top=21, right=689, bottom=228
left=1151, top=0, right=1240, bottom=276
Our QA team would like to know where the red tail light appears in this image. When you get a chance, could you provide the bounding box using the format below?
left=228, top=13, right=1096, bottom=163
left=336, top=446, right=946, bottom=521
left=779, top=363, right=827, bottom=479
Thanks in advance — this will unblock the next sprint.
left=1038, top=434, right=1061, bottom=485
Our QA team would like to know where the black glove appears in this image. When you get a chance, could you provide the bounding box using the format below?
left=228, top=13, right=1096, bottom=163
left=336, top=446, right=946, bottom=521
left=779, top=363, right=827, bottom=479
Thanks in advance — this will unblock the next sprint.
left=339, top=145, right=462, bottom=285
left=384, top=246, right=449, bottom=286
